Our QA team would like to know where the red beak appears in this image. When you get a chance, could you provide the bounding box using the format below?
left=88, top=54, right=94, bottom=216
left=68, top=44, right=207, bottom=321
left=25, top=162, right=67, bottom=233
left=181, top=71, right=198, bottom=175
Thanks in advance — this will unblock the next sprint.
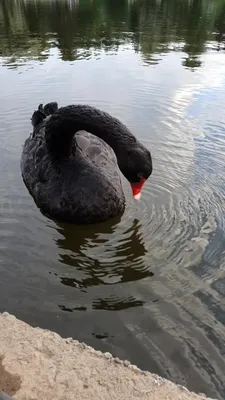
left=131, top=178, right=146, bottom=200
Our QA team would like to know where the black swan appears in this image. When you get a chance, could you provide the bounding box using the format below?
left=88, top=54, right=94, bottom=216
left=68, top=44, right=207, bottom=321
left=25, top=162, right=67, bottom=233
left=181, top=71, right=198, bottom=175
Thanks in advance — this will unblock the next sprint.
left=21, top=102, right=153, bottom=224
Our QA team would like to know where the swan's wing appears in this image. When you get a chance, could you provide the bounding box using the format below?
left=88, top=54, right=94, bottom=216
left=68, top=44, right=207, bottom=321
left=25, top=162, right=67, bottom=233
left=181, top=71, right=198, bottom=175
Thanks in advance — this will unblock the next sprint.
left=75, top=130, right=122, bottom=188
left=75, top=130, right=118, bottom=169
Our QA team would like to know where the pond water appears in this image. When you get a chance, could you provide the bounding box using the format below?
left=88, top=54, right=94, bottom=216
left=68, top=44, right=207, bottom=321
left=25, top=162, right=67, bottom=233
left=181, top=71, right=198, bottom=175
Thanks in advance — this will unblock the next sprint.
left=0, top=0, right=225, bottom=398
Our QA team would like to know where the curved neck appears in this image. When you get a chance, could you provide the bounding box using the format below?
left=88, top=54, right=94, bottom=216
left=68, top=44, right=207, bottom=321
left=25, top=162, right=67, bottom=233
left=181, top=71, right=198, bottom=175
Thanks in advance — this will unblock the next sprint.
left=45, top=105, right=136, bottom=158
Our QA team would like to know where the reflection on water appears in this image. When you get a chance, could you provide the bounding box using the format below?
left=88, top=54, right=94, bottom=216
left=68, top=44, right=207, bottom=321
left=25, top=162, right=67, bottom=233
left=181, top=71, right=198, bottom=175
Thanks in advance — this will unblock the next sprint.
left=0, top=0, right=225, bottom=399
left=1, top=0, right=225, bottom=69
left=53, top=217, right=153, bottom=309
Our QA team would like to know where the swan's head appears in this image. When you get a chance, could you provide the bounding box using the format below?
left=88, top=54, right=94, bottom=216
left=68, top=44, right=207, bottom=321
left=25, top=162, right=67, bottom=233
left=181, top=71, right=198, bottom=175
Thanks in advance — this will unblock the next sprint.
left=119, top=144, right=153, bottom=200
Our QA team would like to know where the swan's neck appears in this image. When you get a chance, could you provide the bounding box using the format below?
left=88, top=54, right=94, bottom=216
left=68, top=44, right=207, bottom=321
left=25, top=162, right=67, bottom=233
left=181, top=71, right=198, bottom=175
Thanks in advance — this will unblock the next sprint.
left=45, top=105, right=136, bottom=158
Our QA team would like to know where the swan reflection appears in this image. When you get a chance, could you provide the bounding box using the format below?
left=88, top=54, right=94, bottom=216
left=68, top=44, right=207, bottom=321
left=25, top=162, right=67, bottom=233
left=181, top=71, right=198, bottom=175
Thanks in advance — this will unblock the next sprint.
left=52, top=216, right=154, bottom=311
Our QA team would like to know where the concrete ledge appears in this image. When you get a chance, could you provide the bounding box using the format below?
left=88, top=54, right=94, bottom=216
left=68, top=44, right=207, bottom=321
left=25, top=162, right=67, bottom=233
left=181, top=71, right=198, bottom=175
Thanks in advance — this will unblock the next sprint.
left=0, top=313, right=216, bottom=400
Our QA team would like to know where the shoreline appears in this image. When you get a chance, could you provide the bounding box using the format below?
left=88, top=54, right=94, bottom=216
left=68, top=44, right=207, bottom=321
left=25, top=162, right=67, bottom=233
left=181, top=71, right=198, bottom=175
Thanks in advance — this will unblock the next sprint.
left=0, top=312, right=216, bottom=400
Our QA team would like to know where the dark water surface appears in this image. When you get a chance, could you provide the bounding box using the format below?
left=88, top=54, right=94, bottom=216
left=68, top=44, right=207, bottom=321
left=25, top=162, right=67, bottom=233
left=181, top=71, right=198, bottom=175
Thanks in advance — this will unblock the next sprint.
left=1, top=0, right=225, bottom=398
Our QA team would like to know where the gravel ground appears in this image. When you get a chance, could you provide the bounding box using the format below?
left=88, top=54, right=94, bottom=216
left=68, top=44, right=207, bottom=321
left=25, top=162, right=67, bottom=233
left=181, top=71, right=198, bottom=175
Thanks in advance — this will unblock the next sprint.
left=0, top=313, right=217, bottom=400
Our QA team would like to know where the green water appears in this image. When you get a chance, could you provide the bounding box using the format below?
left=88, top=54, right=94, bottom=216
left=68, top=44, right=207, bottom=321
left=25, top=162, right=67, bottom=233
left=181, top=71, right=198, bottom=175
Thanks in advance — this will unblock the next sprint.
left=0, top=1, right=225, bottom=398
